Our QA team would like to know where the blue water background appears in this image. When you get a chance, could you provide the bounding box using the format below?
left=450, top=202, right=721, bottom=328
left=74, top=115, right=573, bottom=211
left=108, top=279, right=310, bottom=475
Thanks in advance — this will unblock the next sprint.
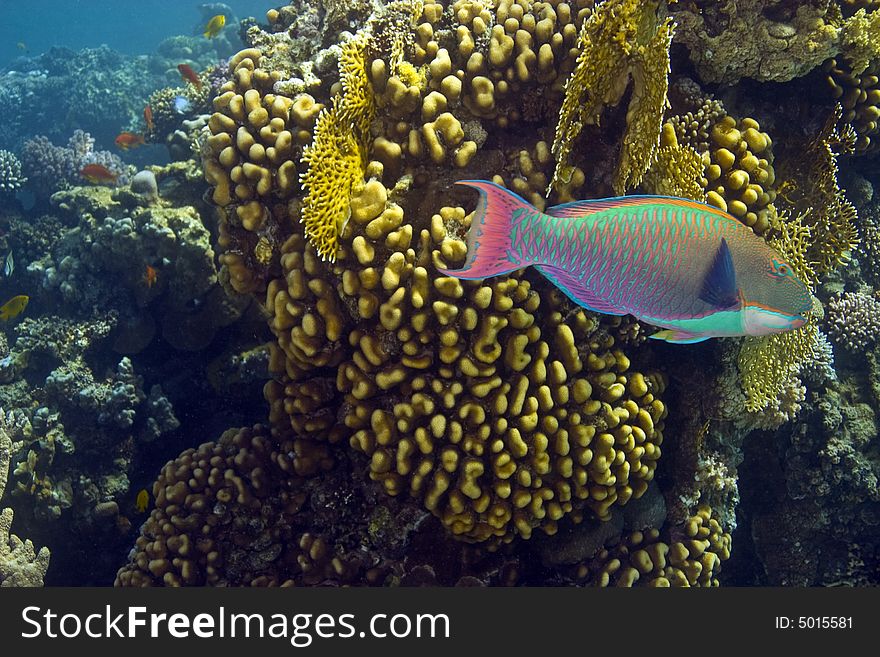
left=0, top=0, right=270, bottom=69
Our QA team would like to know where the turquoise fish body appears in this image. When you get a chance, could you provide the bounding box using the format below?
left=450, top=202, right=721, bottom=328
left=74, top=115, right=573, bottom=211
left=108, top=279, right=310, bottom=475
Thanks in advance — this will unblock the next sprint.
left=437, top=181, right=812, bottom=343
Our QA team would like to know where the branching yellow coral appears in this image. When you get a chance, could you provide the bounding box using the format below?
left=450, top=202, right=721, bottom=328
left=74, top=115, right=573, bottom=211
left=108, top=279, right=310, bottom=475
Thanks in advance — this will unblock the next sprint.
left=642, top=122, right=706, bottom=201
left=369, top=0, right=425, bottom=77
left=549, top=0, right=674, bottom=195
left=840, top=8, right=880, bottom=75
left=776, top=106, right=858, bottom=273
left=300, top=34, right=376, bottom=261
left=738, top=213, right=817, bottom=413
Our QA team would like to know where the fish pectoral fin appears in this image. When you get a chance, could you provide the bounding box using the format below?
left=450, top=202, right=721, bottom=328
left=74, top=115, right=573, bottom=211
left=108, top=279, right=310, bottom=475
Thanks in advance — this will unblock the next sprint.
left=699, top=237, right=740, bottom=309
left=534, top=265, right=627, bottom=316
left=648, top=329, right=710, bottom=344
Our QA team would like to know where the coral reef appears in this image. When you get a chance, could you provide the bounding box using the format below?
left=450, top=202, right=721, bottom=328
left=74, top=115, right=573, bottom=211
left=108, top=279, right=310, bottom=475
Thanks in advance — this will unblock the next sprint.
left=53, top=0, right=880, bottom=588
left=21, top=131, right=130, bottom=199
left=20, top=180, right=246, bottom=352
left=0, top=46, right=166, bottom=150
left=745, top=367, right=880, bottom=585
left=198, top=1, right=676, bottom=548
left=0, top=315, right=179, bottom=523
left=856, top=199, right=880, bottom=284
left=1, top=413, right=50, bottom=586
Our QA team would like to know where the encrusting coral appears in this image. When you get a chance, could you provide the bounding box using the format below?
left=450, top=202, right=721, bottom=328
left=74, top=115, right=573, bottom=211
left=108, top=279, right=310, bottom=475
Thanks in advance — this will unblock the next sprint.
left=669, top=1, right=842, bottom=86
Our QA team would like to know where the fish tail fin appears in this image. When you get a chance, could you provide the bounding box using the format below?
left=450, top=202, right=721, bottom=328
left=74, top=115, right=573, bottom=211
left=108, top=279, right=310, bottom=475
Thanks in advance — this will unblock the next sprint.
left=436, top=180, right=539, bottom=280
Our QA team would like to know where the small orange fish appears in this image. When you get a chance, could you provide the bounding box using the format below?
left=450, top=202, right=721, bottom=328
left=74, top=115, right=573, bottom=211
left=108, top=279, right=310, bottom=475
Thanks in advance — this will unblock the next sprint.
left=144, top=265, right=158, bottom=288
left=80, top=163, right=118, bottom=185
left=177, top=64, right=202, bottom=89
left=115, top=132, right=145, bottom=150
left=144, top=104, right=154, bottom=133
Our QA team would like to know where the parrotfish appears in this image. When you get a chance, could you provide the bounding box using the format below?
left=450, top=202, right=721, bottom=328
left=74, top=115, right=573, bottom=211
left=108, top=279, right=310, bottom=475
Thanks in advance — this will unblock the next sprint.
left=437, top=181, right=812, bottom=343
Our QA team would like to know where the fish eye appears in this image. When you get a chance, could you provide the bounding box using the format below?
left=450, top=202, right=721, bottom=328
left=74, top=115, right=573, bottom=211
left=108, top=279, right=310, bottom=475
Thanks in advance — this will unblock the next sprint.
left=769, top=260, right=789, bottom=278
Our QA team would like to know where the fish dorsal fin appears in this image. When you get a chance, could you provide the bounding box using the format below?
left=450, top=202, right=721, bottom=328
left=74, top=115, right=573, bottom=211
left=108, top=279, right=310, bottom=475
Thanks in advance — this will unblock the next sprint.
left=546, top=197, right=629, bottom=218
left=535, top=265, right=627, bottom=316
left=699, top=238, right=740, bottom=309
left=546, top=195, right=719, bottom=219
left=545, top=196, right=652, bottom=218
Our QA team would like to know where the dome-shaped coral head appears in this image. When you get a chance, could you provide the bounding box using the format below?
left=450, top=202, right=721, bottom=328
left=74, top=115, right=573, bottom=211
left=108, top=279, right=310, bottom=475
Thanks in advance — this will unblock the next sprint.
left=437, top=181, right=812, bottom=344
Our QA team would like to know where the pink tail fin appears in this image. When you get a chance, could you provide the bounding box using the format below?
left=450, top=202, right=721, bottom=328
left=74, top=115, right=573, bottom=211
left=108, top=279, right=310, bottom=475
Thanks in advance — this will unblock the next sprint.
left=436, top=180, right=536, bottom=280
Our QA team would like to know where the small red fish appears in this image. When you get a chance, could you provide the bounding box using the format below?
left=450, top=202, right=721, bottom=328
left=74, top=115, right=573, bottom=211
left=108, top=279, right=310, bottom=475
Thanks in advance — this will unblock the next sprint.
left=144, top=265, right=158, bottom=288
left=80, top=163, right=118, bottom=185
left=115, top=132, right=145, bottom=150
left=177, top=64, right=202, bottom=89
left=144, top=104, right=154, bottom=133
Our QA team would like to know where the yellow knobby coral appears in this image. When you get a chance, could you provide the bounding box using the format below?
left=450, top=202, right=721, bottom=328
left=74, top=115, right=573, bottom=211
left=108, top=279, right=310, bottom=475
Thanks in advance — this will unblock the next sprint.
left=549, top=0, right=674, bottom=195
left=738, top=213, right=817, bottom=413
left=574, top=504, right=732, bottom=587
left=300, top=33, right=376, bottom=261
